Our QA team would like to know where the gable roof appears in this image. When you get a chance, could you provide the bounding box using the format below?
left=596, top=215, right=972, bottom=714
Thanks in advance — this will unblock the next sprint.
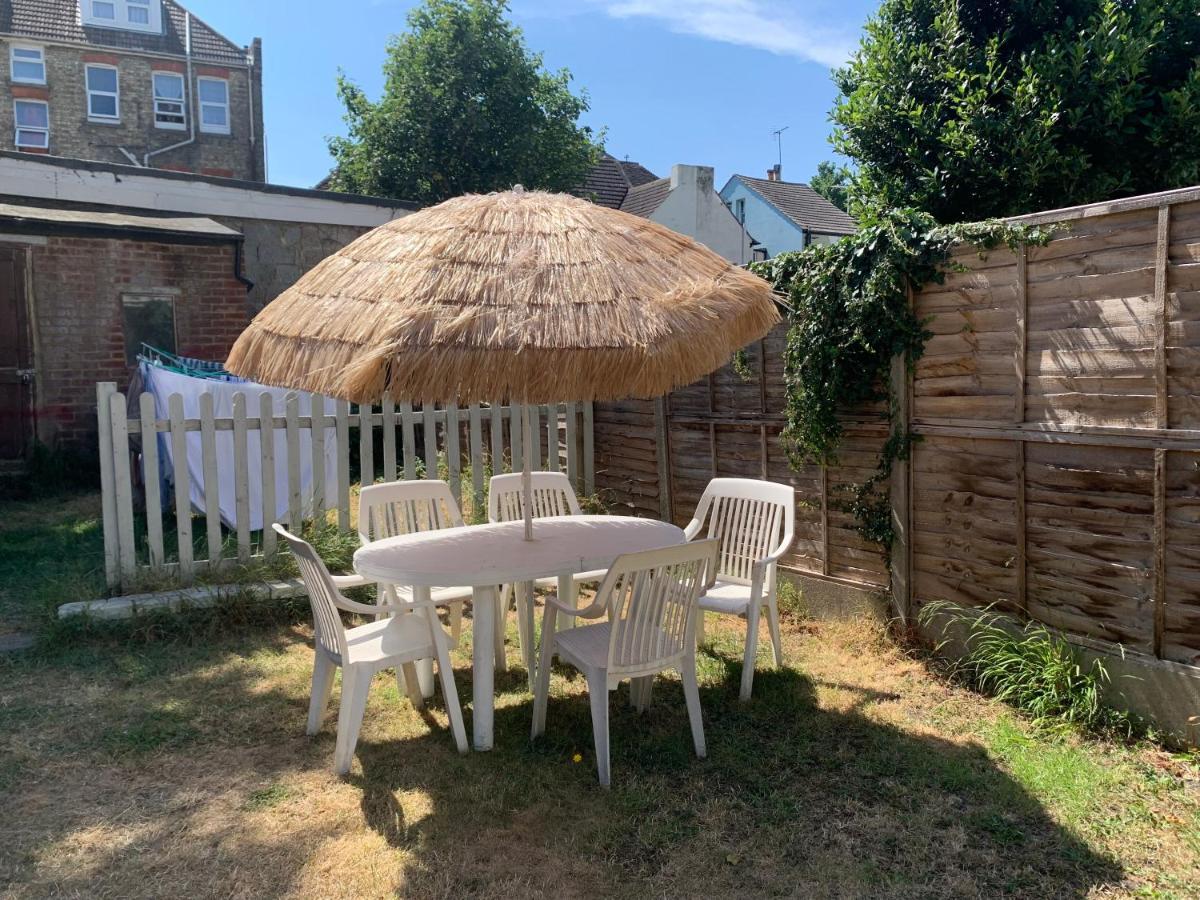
left=578, top=153, right=659, bottom=209
left=0, top=0, right=251, bottom=66
left=729, top=175, right=856, bottom=235
left=619, top=176, right=669, bottom=218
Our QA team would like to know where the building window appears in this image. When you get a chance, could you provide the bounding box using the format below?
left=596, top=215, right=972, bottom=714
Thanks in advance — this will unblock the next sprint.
left=85, top=64, right=119, bottom=121
left=127, top=0, right=150, bottom=24
left=153, top=72, right=185, bottom=129
left=13, top=100, right=49, bottom=149
left=10, top=46, right=45, bottom=85
left=81, top=0, right=162, bottom=33
left=197, top=78, right=229, bottom=134
left=122, top=292, right=176, bottom=365
left=735, top=198, right=746, bottom=223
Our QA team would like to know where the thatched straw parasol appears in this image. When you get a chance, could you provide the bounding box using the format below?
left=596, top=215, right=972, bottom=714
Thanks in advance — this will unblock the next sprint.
left=227, top=188, right=780, bottom=538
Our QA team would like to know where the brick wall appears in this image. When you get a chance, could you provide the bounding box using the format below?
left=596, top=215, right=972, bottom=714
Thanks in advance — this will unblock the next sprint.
left=19, top=235, right=248, bottom=447
left=0, top=39, right=265, bottom=180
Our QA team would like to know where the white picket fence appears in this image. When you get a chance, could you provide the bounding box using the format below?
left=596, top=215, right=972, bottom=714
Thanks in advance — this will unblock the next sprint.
left=96, top=381, right=595, bottom=593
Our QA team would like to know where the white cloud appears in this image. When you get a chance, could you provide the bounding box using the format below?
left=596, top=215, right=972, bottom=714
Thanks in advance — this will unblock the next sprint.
left=595, top=0, right=855, bottom=68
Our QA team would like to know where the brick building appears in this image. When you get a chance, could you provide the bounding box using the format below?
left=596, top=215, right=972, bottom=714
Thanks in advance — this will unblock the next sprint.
left=0, top=0, right=264, bottom=180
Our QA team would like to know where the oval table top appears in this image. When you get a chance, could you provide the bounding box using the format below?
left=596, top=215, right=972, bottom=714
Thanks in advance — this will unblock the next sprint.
left=353, top=515, right=686, bottom=587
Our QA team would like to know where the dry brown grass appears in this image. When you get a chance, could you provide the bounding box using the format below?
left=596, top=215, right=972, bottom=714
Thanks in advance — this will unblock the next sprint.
left=2, top=610, right=1198, bottom=899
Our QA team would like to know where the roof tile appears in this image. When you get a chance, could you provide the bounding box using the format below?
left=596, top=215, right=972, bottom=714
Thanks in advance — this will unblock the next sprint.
left=733, top=175, right=856, bottom=235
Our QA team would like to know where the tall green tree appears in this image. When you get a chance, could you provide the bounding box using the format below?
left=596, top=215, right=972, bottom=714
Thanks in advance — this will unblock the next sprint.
left=327, top=0, right=601, bottom=204
left=809, top=161, right=852, bottom=212
left=833, top=0, right=1200, bottom=222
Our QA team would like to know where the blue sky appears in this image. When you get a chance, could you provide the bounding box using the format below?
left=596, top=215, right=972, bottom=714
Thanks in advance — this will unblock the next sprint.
left=191, top=0, right=880, bottom=191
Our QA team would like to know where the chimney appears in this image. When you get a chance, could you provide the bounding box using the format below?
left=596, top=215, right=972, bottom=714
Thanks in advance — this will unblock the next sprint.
left=767, top=164, right=782, bottom=182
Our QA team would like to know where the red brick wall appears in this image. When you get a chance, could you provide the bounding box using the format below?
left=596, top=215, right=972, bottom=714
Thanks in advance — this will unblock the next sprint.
left=24, top=235, right=248, bottom=448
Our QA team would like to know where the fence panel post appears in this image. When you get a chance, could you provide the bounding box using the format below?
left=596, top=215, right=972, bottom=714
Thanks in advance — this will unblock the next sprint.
left=469, top=403, right=484, bottom=518
left=96, top=382, right=121, bottom=590
left=233, top=392, right=250, bottom=562
left=259, top=392, right=277, bottom=557
left=109, top=391, right=137, bottom=589
left=422, top=403, right=438, bottom=477
left=583, top=401, right=595, bottom=497
left=169, top=393, right=194, bottom=583
left=446, top=402, right=462, bottom=506
left=199, top=392, right=222, bottom=568
left=309, top=393, right=326, bottom=526
left=510, top=403, right=523, bottom=473
left=526, top=405, right=540, bottom=469
left=138, top=391, right=164, bottom=571
left=382, top=395, right=397, bottom=482
left=358, top=401, right=375, bottom=489
left=545, top=404, right=559, bottom=473
left=286, top=393, right=301, bottom=529
left=336, top=399, right=351, bottom=531
left=489, top=403, right=505, bottom=476
left=401, top=401, right=417, bottom=480
left=565, top=401, right=579, bottom=490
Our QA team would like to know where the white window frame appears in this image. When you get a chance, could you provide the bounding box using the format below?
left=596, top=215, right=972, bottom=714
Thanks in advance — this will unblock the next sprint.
left=197, top=76, right=230, bottom=135
left=10, top=45, right=46, bottom=85
left=80, top=0, right=162, bottom=34
left=152, top=71, right=186, bottom=131
left=13, top=99, right=49, bottom=150
left=126, top=0, right=151, bottom=26
left=85, top=63, right=120, bottom=122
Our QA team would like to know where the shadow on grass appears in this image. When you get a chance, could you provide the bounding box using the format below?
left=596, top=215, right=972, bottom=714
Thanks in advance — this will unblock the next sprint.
left=1, top=626, right=1126, bottom=898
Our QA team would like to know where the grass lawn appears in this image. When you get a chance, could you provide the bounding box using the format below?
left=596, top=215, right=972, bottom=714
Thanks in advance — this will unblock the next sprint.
left=1, top=492, right=1198, bottom=898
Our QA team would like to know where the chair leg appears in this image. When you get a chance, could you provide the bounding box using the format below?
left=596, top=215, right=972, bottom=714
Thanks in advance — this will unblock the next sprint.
left=410, top=604, right=436, bottom=699
left=740, top=603, right=761, bottom=702
left=530, top=607, right=558, bottom=738
left=307, top=651, right=337, bottom=735
left=766, top=597, right=783, bottom=668
left=333, top=666, right=371, bottom=775
left=631, top=676, right=653, bottom=713
left=696, top=609, right=706, bottom=647
left=681, top=656, right=706, bottom=759
left=428, top=618, right=468, bottom=754
left=449, top=600, right=463, bottom=645
left=557, top=574, right=575, bottom=631
left=399, top=662, right=423, bottom=709
left=493, top=587, right=508, bottom=671
left=586, top=670, right=611, bottom=787
left=520, top=581, right=537, bottom=688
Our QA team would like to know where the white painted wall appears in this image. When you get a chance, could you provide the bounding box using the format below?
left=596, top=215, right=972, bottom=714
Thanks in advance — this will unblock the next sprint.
left=649, top=165, right=753, bottom=264
left=719, top=178, right=807, bottom=259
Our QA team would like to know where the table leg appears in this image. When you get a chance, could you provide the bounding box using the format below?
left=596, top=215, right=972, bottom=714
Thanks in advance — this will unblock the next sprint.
left=520, top=580, right=537, bottom=690
left=472, top=583, right=496, bottom=751
left=412, top=586, right=435, bottom=699
left=557, top=573, right=575, bottom=631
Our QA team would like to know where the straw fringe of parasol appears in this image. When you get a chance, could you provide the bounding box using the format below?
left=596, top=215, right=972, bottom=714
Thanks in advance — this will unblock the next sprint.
left=226, top=189, right=780, bottom=404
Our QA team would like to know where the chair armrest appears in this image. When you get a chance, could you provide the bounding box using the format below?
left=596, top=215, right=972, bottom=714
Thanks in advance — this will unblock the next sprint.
left=544, top=590, right=607, bottom=620
left=331, top=594, right=413, bottom=616
left=331, top=573, right=370, bottom=590
left=682, top=518, right=703, bottom=541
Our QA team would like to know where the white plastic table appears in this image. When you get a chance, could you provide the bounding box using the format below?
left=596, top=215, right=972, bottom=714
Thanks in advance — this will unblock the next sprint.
left=353, top=514, right=685, bottom=750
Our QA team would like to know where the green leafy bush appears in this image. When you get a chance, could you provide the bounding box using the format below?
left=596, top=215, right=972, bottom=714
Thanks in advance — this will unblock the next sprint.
left=919, top=601, right=1133, bottom=735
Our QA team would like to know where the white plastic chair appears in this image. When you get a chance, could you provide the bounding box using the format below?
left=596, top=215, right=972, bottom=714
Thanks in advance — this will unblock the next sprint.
left=531, top=539, right=720, bottom=786
left=684, top=478, right=795, bottom=701
left=336, top=481, right=474, bottom=642
left=274, top=524, right=468, bottom=775
left=488, top=472, right=605, bottom=673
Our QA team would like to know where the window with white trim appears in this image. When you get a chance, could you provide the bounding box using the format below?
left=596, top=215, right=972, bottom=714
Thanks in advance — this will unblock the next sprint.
left=85, top=64, right=119, bottom=121
left=152, top=71, right=185, bottom=129
left=197, top=77, right=229, bottom=134
left=10, top=46, right=45, bottom=85
left=80, top=0, right=162, bottom=33
left=14, top=100, right=49, bottom=149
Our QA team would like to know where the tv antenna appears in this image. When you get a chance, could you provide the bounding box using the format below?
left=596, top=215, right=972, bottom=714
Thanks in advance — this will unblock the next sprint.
left=772, top=125, right=789, bottom=171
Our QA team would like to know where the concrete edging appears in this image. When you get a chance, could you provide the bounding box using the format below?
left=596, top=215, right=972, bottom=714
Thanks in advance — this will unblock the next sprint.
left=57, top=579, right=306, bottom=621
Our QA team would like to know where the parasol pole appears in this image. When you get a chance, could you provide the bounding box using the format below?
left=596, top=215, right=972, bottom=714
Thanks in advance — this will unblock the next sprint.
left=522, top=401, right=534, bottom=541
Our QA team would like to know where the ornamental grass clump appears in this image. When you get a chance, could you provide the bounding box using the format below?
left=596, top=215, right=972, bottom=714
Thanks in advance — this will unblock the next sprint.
left=919, top=601, right=1133, bottom=736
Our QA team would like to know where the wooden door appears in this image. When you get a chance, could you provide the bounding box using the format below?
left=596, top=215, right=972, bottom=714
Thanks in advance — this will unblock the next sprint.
left=0, top=248, right=32, bottom=461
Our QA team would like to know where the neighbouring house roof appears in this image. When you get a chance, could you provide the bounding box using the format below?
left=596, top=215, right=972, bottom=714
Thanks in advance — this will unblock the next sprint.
left=578, top=153, right=659, bottom=209
left=0, top=0, right=251, bottom=66
left=0, top=200, right=241, bottom=242
left=729, top=175, right=856, bottom=235
left=618, top=177, right=669, bottom=218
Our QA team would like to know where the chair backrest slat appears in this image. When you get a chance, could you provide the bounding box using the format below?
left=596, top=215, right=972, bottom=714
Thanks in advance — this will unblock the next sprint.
left=597, top=540, right=719, bottom=676
left=693, top=478, right=795, bottom=585
left=488, top=471, right=583, bottom=524
left=273, top=524, right=348, bottom=661
left=359, top=480, right=465, bottom=544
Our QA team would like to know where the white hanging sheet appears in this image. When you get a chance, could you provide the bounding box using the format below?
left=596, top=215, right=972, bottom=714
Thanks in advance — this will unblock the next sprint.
left=141, top=363, right=337, bottom=531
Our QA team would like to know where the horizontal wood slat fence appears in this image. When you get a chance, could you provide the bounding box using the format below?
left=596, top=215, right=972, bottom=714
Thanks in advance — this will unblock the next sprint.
left=97, top=381, right=594, bottom=594
left=595, top=185, right=1200, bottom=669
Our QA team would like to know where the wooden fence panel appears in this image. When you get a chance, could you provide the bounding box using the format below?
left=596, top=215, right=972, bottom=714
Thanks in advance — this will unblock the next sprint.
left=97, top=387, right=593, bottom=592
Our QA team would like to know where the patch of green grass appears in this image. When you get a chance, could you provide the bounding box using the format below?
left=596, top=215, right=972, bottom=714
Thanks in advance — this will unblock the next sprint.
left=244, top=783, right=296, bottom=810
left=101, top=705, right=199, bottom=756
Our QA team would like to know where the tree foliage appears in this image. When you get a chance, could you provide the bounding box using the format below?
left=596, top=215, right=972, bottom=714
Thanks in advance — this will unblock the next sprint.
left=809, top=161, right=852, bottom=212
left=327, top=0, right=601, bottom=204
left=833, top=0, right=1200, bottom=223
